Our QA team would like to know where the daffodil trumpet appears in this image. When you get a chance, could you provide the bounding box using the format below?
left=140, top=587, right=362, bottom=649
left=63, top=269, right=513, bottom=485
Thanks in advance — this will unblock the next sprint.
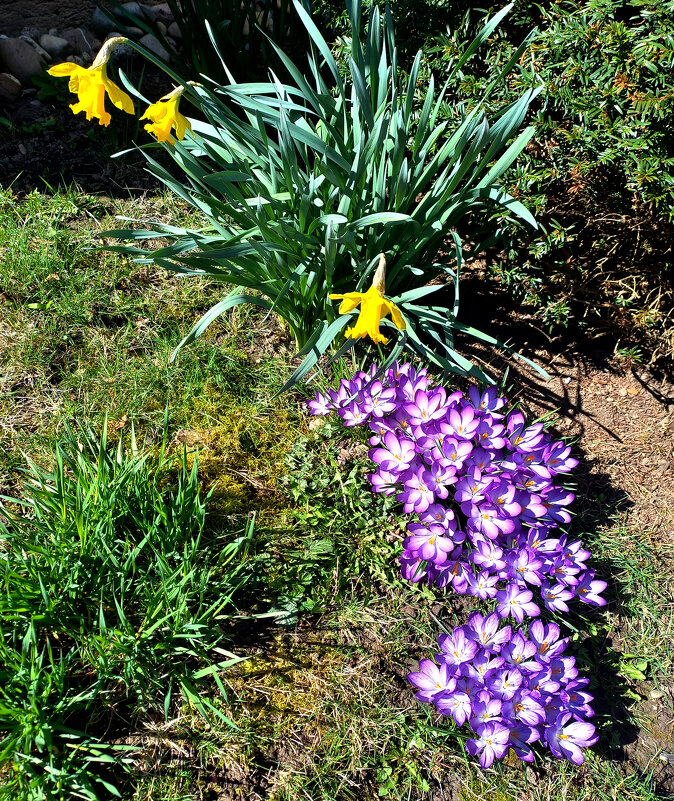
left=141, top=84, right=193, bottom=144
left=47, top=37, right=134, bottom=127
left=330, top=254, right=406, bottom=345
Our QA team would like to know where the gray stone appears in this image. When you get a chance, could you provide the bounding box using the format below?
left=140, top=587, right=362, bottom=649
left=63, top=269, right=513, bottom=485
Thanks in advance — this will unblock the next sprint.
left=114, top=2, right=154, bottom=22
left=48, top=27, right=58, bottom=37
left=39, top=34, right=71, bottom=60
left=138, top=34, right=170, bottom=62
left=156, top=21, right=167, bottom=36
left=167, top=21, right=182, bottom=40
left=106, top=34, right=135, bottom=64
left=92, top=6, right=118, bottom=37
left=0, top=38, right=44, bottom=86
left=0, top=72, right=21, bottom=102
left=164, top=36, right=177, bottom=49
left=61, top=28, right=97, bottom=56
left=149, top=3, right=173, bottom=24
left=19, top=36, right=52, bottom=63
left=126, top=27, right=144, bottom=38
left=20, top=27, right=41, bottom=42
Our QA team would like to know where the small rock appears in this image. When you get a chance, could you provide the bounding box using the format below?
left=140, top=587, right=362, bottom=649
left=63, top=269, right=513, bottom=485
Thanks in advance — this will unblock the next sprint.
left=138, top=33, right=170, bottom=62
left=156, top=21, right=167, bottom=36
left=150, top=3, right=174, bottom=24
left=650, top=689, right=665, bottom=699
left=167, top=21, right=182, bottom=40
left=92, top=6, right=118, bottom=36
left=106, top=34, right=135, bottom=64
left=39, top=34, right=72, bottom=60
left=0, top=38, right=44, bottom=86
left=114, top=2, right=154, bottom=22
left=20, top=26, right=41, bottom=41
left=61, top=28, right=97, bottom=56
left=126, top=27, right=145, bottom=37
left=68, top=55, right=85, bottom=66
left=0, top=72, right=21, bottom=102
left=19, top=36, right=52, bottom=63
left=165, top=36, right=177, bottom=49
left=48, top=27, right=59, bottom=36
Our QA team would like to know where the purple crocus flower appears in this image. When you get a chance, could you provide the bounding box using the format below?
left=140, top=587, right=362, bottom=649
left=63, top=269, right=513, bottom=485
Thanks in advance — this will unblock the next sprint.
left=502, top=691, right=545, bottom=726
left=397, top=466, right=436, bottom=514
left=465, top=569, right=499, bottom=600
left=407, top=659, right=456, bottom=702
left=369, top=468, right=400, bottom=496
left=418, top=503, right=458, bottom=533
left=404, top=523, right=455, bottom=565
left=436, top=628, right=480, bottom=670
left=506, top=413, right=545, bottom=451
left=463, top=652, right=506, bottom=686
left=528, top=621, right=569, bottom=661
left=471, top=540, right=506, bottom=572
left=466, top=611, right=512, bottom=652
left=508, top=723, right=540, bottom=762
left=428, top=461, right=457, bottom=499
left=435, top=691, right=472, bottom=725
left=446, top=405, right=480, bottom=440
left=307, top=392, right=333, bottom=415
left=476, top=418, right=506, bottom=450
left=362, top=380, right=398, bottom=418
left=540, top=581, right=575, bottom=614
left=575, top=570, right=607, bottom=606
left=369, top=431, right=416, bottom=472
left=527, top=668, right=560, bottom=696
left=508, top=549, right=544, bottom=586
left=495, top=585, right=540, bottom=623
left=542, top=440, right=578, bottom=474
left=440, top=437, right=473, bottom=469
left=545, top=713, right=598, bottom=764
left=558, top=535, right=591, bottom=567
left=469, top=694, right=503, bottom=730
left=398, top=552, right=427, bottom=583
left=465, top=722, right=510, bottom=768
left=464, top=446, right=496, bottom=473
left=404, top=388, right=448, bottom=427
left=468, top=385, right=506, bottom=416
left=561, top=678, right=595, bottom=719
left=486, top=668, right=523, bottom=700
left=336, top=399, right=369, bottom=427
left=501, top=633, right=539, bottom=673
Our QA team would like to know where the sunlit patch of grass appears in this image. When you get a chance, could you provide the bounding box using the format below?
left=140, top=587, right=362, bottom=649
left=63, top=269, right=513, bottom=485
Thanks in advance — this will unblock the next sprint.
left=0, top=188, right=304, bottom=501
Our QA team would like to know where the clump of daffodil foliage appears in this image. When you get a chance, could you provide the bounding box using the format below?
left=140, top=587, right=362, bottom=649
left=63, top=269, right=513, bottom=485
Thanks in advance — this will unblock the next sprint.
left=48, top=1, right=544, bottom=390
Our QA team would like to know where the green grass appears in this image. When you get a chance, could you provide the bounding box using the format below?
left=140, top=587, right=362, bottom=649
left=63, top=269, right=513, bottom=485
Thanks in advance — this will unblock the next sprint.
left=0, top=187, right=669, bottom=800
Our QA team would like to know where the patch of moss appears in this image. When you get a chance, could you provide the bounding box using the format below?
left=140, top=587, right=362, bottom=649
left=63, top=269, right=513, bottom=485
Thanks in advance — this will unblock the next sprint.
left=174, top=387, right=305, bottom=516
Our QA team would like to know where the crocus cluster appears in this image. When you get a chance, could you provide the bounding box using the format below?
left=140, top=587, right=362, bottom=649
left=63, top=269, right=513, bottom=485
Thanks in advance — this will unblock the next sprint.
left=308, top=363, right=606, bottom=618
left=409, top=613, right=598, bottom=766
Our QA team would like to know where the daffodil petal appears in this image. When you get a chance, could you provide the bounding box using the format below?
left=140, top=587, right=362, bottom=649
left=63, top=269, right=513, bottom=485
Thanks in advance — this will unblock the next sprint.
left=48, top=62, right=82, bottom=77
left=103, top=74, right=135, bottom=114
left=383, top=299, right=406, bottom=330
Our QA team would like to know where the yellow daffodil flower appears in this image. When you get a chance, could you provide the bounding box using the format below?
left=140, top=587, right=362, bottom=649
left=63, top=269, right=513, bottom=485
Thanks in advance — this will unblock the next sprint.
left=141, top=85, right=192, bottom=144
left=48, top=37, right=134, bottom=127
left=330, top=254, right=406, bottom=345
